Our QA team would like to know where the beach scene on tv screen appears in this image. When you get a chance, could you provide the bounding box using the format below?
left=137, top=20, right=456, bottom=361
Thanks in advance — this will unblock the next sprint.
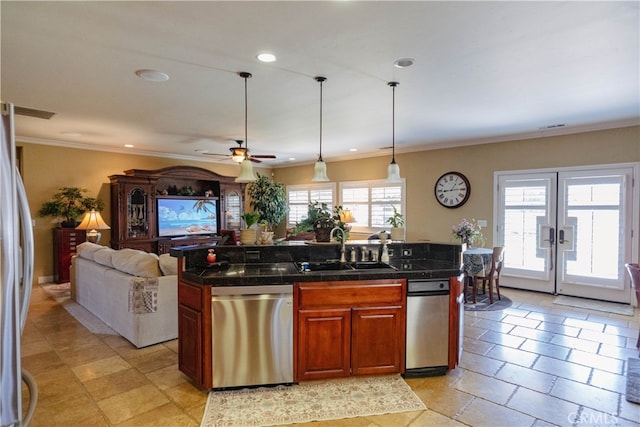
left=157, top=198, right=217, bottom=237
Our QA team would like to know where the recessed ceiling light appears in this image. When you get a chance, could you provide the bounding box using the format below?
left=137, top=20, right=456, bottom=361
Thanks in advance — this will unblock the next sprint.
left=124, top=144, right=134, bottom=148
left=135, top=69, right=170, bottom=82
left=349, top=148, right=358, bottom=152
left=288, top=157, right=296, bottom=161
left=61, top=131, right=82, bottom=137
left=257, top=53, right=277, bottom=63
left=393, top=58, right=415, bottom=68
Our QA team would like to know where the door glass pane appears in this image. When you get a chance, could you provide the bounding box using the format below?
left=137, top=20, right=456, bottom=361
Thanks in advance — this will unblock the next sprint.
left=564, top=179, right=622, bottom=281
left=503, top=185, right=547, bottom=272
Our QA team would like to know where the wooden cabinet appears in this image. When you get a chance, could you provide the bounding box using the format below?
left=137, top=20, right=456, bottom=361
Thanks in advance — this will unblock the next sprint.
left=351, top=306, right=404, bottom=376
left=297, top=308, right=351, bottom=380
left=449, top=275, right=464, bottom=370
left=53, top=228, right=85, bottom=283
left=109, top=175, right=156, bottom=251
left=177, top=279, right=212, bottom=389
left=294, top=279, right=406, bottom=381
left=109, top=166, right=243, bottom=253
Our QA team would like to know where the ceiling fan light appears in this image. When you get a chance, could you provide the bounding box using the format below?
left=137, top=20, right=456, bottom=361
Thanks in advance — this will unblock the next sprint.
left=231, top=148, right=246, bottom=163
left=386, top=161, right=402, bottom=183
left=312, top=159, right=329, bottom=182
left=235, top=158, right=257, bottom=182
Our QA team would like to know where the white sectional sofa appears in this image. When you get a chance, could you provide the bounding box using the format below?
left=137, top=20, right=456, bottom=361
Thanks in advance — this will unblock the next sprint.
left=70, top=242, right=178, bottom=348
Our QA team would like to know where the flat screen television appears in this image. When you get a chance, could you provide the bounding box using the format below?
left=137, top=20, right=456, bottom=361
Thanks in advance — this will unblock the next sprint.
left=157, top=197, right=219, bottom=238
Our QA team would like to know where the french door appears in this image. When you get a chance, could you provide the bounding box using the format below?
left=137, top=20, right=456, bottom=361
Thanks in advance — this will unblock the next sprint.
left=496, top=164, right=637, bottom=303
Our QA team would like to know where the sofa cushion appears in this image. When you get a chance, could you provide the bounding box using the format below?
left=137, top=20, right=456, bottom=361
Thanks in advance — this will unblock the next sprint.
left=158, top=253, right=178, bottom=276
left=93, top=247, right=116, bottom=268
left=76, top=241, right=106, bottom=260
left=111, top=249, right=161, bottom=278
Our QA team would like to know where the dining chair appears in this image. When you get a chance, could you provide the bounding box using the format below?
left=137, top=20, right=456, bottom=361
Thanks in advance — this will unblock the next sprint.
left=624, top=263, right=640, bottom=350
left=473, top=246, right=505, bottom=304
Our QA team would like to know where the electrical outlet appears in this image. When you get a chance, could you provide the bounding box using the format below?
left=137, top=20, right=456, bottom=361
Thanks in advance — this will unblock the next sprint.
left=402, top=249, right=412, bottom=257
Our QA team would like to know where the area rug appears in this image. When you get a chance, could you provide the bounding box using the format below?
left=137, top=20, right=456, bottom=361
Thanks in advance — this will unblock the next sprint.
left=553, top=295, right=635, bottom=316
left=200, top=375, right=426, bottom=427
left=41, top=283, right=117, bottom=335
left=627, top=357, right=640, bottom=403
left=464, top=291, right=513, bottom=311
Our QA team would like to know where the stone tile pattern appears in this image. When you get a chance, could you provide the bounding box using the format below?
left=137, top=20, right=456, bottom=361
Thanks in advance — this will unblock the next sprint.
left=20, top=285, right=640, bottom=426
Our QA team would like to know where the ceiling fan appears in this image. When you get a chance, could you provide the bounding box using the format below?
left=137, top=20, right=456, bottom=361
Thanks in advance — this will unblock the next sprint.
left=205, top=140, right=276, bottom=163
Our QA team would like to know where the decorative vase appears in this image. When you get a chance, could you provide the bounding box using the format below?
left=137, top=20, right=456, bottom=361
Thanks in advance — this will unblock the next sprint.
left=390, top=227, right=404, bottom=241
left=239, top=229, right=256, bottom=245
left=314, top=227, right=332, bottom=243
left=258, top=231, right=274, bottom=245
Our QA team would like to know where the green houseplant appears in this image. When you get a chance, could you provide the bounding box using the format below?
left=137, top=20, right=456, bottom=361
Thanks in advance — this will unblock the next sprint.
left=386, top=206, right=405, bottom=241
left=239, top=211, right=261, bottom=245
left=39, top=187, right=105, bottom=227
left=290, top=202, right=349, bottom=243
left=246, top=173, right=289, bottom=233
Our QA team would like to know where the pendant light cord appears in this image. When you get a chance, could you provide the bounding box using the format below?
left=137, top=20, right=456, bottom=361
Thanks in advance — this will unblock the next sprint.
left=389, top=81, right=399, bottom=164
left=315, top=76, right=327, bottom=162
left=238, top=72, right=252, bottom=160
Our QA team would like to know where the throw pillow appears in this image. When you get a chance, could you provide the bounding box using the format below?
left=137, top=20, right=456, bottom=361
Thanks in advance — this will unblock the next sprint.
left=76, top=241, right=105, bottom=260
left=112, top=249, right=161, bottom=278
left=158, top=253, right=178, bottom=276
left=92, top=247, right=116, bottom=268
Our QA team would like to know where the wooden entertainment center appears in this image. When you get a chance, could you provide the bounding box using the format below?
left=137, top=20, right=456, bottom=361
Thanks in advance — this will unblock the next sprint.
left=109, top=166, right=244, bottom=254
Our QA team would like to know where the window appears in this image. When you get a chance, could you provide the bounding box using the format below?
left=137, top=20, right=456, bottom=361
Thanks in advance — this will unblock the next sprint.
left=286, top=183, right=335, bottom=226
left=340, top=179, right=405, bottom=232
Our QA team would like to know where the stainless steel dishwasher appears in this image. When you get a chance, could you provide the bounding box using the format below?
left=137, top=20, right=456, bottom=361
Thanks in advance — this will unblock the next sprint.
left=211, top=284, right=293, bottom=389
left=404, top=279, right=450, bottom=377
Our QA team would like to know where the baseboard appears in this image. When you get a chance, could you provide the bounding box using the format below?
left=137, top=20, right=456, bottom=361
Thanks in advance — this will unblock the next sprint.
left=38, top=275, right=54, bottom=284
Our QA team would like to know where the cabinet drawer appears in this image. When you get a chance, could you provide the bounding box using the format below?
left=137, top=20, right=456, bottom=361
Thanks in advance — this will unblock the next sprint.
left=297, top=280, right=405, bottom=309
left=178, top=281, right=202, bottom=310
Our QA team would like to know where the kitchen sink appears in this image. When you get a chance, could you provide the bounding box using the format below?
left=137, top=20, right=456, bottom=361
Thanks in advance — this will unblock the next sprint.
left=295, top=261, right=354, bottom=272
left=350, top=261, right=396, bottom=270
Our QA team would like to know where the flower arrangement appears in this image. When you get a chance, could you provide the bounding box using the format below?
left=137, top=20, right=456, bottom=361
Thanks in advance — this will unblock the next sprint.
left=452, top=218, right=483, bottom=246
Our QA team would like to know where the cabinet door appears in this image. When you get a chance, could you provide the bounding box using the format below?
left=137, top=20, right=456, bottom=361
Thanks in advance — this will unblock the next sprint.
left=178, top=304, right=202, bottom=383
left=351, top=306, right=404, bottom=376
left=297, top=308, right=351, bottom=381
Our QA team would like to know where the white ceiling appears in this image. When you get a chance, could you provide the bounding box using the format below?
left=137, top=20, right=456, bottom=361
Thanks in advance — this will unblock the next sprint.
left=2, top=1, right=638, bottom=167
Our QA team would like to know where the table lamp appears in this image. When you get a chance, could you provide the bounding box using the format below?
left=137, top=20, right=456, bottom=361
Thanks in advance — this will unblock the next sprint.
left=76, top=209, right=110, bottom=243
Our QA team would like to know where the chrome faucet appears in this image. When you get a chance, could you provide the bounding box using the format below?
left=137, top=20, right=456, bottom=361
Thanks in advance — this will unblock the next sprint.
left=330, top=227, right=346, bottom=263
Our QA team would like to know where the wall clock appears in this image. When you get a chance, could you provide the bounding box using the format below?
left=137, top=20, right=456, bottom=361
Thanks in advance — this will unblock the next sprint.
left=434, top=171, right=470, bottom=208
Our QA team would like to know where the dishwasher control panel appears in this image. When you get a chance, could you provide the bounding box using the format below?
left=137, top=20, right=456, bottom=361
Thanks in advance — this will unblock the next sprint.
left=407, top=279, right=449, bottom=293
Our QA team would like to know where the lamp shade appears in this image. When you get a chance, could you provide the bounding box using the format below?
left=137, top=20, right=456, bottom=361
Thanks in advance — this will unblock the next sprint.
left=386, top=161, right=402, bottom=183
left=339, top=209, right=355, bottom=223
left=76, top=210, right=110, bottom=231
left=76, top=209, right=110, bottom=243
left=312, top=159, right=329, bottom=182
left=235, top=158, right=257, bottom=183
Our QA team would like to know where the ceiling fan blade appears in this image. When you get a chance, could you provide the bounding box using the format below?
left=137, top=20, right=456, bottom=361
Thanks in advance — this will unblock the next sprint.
left=202, top=153, right=231, bottom=157
left=251, top=155, right=277, bottom=159
left=249, top=157, right=262, bottom=163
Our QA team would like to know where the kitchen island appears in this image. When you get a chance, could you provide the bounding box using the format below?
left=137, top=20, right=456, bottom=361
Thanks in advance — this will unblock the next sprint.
left=171, top=240, right=463, bottom=390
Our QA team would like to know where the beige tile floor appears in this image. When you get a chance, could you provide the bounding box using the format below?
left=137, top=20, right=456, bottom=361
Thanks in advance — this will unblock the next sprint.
left=20, top=285, right=640, bottom=426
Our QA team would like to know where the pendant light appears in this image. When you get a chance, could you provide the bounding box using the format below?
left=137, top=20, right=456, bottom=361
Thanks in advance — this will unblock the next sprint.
left=386, top=81, right=402, bottom=183
left=312, top=76, right=329, bottom=182
left=235, top=71, right=257, bottom=183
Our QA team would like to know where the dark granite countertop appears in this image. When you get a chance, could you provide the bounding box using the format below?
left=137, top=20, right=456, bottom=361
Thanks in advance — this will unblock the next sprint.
left=181, top=258, right=461, bottom=286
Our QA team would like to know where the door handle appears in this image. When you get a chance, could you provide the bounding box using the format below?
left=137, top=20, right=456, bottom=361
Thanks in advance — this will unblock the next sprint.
left=559, top=229, right=569, bottom=244
left=543, top=227, right=555, bottom=244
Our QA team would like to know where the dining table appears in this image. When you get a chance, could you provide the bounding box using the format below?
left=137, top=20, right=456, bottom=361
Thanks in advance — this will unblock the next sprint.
left=461, top=247, right=494, bottom=303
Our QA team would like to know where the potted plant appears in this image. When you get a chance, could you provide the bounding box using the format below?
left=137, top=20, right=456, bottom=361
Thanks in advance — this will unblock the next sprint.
left=387, top=206, right=405, bottom=241
left=239, top=211, right=261, bottom=245
left=39, top=187, right=105, bottom=227
left=246, top=173, right=289, bottom=241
